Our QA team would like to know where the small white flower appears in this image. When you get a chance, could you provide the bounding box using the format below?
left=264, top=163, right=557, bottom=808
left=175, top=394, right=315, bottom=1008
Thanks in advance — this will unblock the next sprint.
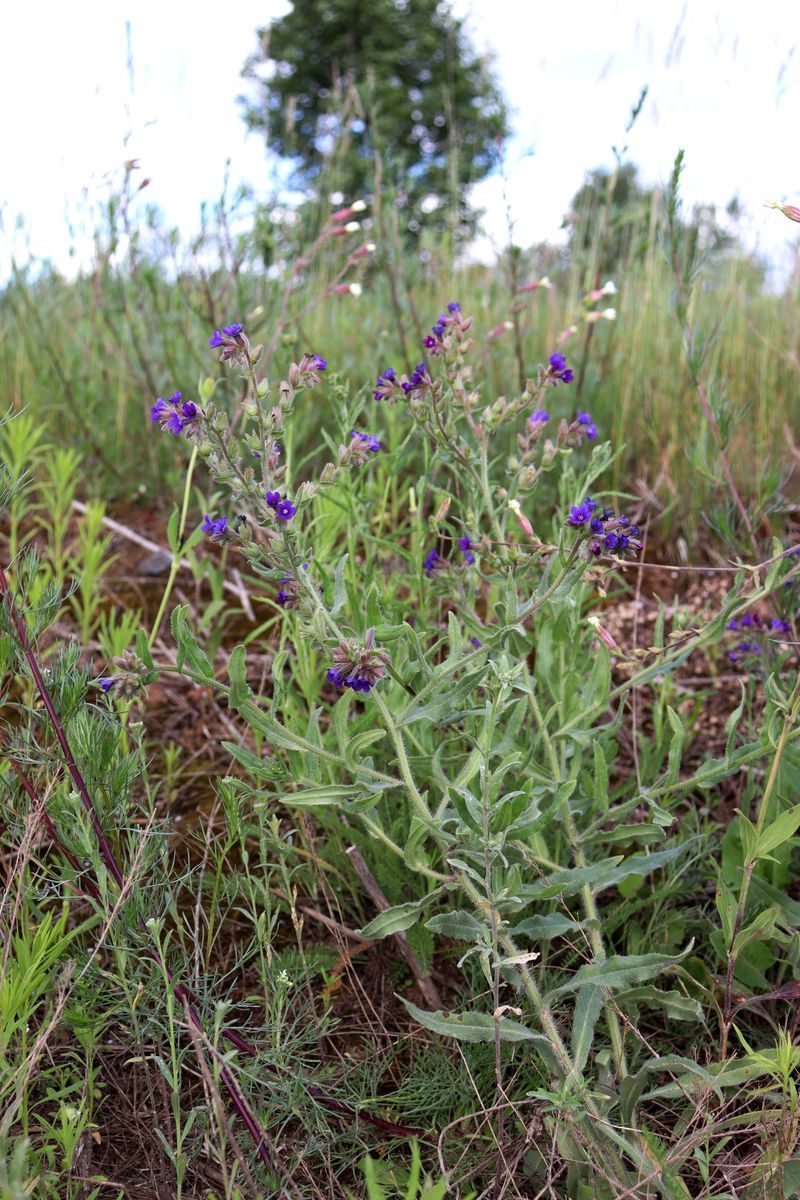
left=349, top=282, right=363, bottom=296
left=351, top=199, right=367, bottom=213
left=602, top=307, right=617, bottom=320
left=538, top=275, right=552, bottom=289
left=344, top=221, right=361, bottom=233
left=364, top=242, right=376, bottom=252
left=601, top=280, right=617, bottom=295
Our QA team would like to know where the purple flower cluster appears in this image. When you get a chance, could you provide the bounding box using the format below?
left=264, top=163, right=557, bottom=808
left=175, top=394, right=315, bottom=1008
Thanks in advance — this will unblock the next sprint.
left=577, top=411, right=598, bottom=440
left=548, top=353, right=574, bottom=385
left=327, top=668, right=373, bottom=693
left=422, top=301, right=461, bottom=351
left=530, top=409, right=550, bottom=424
left=423, top=548, right=440, bottom=576
left=402, top=363, right=428, bottom=394
left=458, top=536, right=476, bottom=565
left=372, top=367, right=397, bottom=400
left=372, top=363, right=429, bottom=400
left=725, top=613, right=792, bottom=663
left=566, top=498, right=642, bottom=559
left=150, top=392, right=199, bottom=436
left=351, top=430, right=381, bottom=453
left=209, top=323, right=244, bottom=347
left=265, top=491, right=297, bottom=522
left=201, top=514, right=229, bottom=539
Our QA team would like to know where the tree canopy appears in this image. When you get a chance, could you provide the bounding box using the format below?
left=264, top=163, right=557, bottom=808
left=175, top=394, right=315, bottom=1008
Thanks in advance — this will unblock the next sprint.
left=240, top=0, right=509, bottom=235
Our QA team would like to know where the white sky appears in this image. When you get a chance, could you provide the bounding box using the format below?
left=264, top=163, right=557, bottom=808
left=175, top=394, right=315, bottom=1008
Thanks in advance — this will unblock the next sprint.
left=2, top=0, right=799, bottom=280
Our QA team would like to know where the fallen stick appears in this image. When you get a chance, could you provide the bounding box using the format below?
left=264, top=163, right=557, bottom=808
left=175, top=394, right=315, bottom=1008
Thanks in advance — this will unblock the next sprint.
left=71, top=500, right=256, bottom=619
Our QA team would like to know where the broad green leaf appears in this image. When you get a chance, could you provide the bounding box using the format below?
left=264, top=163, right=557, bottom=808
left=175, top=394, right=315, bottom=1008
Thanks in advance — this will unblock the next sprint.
left=615, top=986, right=703, bottom=1023
left=425, top=910, right=485, bottom=941
left=550, top=946, right=692, bottom=997
left=359, top=900, right=429, bottom=939
left=403, top=999, right=550, bottom=1046
left=331, top=552, right=349, bottom=615
left=732, top=906, right=778, bottom=956
left=227, top=644, right=250, bottom=706
left=221, top=741, right=284, bottom=782
left=758, top=806, right=800, bottom=857
left=571, top=984, right=604, bottom=1074
left=283, top=783, right=364, bottom=809
left=171, top=604, right=213, bottom=680
left=511, top=913, right=580, bottom=940
left=620, top=1055, right=722, bottom=1126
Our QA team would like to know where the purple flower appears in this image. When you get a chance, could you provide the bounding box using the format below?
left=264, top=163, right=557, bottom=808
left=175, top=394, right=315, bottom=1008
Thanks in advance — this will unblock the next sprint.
left=222, top=323, right=243, bottom=338
left=603, top=533, right=619, bottom=550
left=373, top=367, right=398, bottom=400
left=99, top=678, right=116, bottom=693
left=577, top=412, right=592, bottom=425
left=276, top=589, right=291, bottom=606
left=327, top=667, right=372, bottom=694
left=423, top=548, right=440, bottom=576
left=561, top=368, right=574, bottom=383
left=447, top=301, right=461, bottom=314
left=568, top=503, right=592, bottom=527
left=423, top=335, right=437, bottom=349
left=530, top=409, right=549, bottom=424
left=276, top=500, right=297, bottom=521
left=550, top=353, right=567, bottom=372
left=314, top=355, right=328, bottom=371
left=166, top=411, right=185, bottom=435
left=771, top=618, right=791, bottom=634
left=458, top=536, right=476, bottom=565
left=208, top=331, right=224, bottom=348
left=351, top=430, right=381, bottom=453
left=150, top=397, right=168, bottom=422
left=725, top=619, right=739, bottom=631
left=590, top=519, right=604, bottom=534
left=549, top=353, right=574, bottom=385
left=265, top=491, right=281, bottom=508
left=201, top=514, right=229, bottom=538
left=470, top=636, right=482, bottom=648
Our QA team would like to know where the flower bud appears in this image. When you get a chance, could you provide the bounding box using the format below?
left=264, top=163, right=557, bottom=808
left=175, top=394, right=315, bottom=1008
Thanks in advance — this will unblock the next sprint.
left=766, top=199, right=800, bottom=223
left=344, top=221, right=361, bottom=233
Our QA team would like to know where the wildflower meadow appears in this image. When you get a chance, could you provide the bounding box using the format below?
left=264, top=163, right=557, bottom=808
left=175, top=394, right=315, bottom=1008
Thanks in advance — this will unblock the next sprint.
left=2, top=41, right=800, bottom=1199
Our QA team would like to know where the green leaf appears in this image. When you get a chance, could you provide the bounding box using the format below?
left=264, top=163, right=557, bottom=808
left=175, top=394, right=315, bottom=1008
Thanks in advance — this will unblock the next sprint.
left=403, top=999, right=550, bottom=1046
left=732, top=906, right=778, bottom=955
left=615, top=986, right=703, bottom=1023
left=550, top=946, right=693, bottom=997
left=425, top=910, right=485, bottom=941
left=171, top=604, right=213, bottom=680
left=222, top=741, right=284, bottom=781
left=331, top=553, right=349, bottom=615
left=725, top=681, right=747, bottom=759
left=227, top=644, right=250, bottom=706
left=344, top=728, right=387, bottom=767
left=758, top=806, right=800, bottom=857
left=359, top=901, right=429, bottom=939
left=283, top=783, right=364, bottom=809
left=620, top=1055, right=722, bottom=1126
left=510, top=913, right=580, bottom=940
left=571, top=985, right=604, bottom=1074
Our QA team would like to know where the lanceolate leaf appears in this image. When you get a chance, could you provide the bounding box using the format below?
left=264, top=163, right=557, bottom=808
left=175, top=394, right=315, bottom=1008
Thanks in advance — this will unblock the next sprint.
left=549, top=946, right=693, bottom=998
left=571, top=984, right=604, bottom=1075
left=403, top=999, right=551, bottom=1047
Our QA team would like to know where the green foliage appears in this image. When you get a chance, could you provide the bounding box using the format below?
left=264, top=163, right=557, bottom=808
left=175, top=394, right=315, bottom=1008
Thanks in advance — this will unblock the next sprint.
left=240, top=0, right=508, bottom=234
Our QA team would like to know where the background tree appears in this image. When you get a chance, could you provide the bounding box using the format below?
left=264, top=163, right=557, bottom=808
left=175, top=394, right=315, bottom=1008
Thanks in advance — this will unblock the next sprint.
left=565, top=162, right=740, bottom=279
left=240, top=0, right=509, bottom=237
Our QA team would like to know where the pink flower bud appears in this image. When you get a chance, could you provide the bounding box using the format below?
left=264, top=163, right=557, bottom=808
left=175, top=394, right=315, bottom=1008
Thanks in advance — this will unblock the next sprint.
left=766, top=200, right=800, bottom=223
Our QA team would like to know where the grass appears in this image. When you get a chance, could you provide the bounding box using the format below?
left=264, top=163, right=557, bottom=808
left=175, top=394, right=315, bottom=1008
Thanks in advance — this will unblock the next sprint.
left=0, top=155, right=799, bottom=1199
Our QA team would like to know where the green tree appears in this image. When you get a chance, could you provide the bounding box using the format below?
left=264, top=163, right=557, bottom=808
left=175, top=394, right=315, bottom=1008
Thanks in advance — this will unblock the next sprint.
left=240, top=0, right=508, bottom=235
left=566, top=162, right=738, bottom=278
